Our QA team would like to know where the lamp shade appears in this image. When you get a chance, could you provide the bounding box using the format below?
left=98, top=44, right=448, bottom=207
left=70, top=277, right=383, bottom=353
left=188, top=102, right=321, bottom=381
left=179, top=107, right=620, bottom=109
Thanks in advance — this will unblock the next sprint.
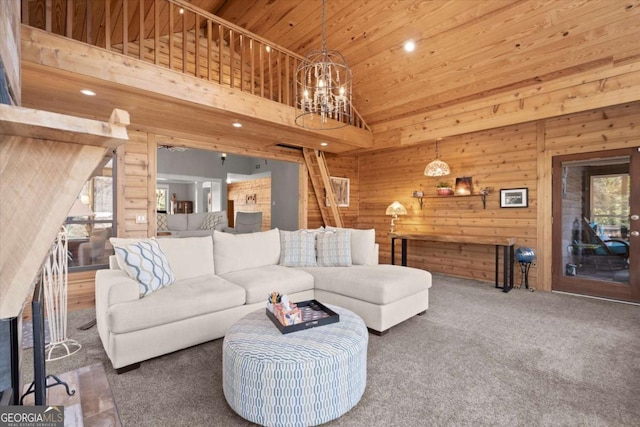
left=385, top=201, right=407, bottom=216
left=424, top=159, right=451, bottom=177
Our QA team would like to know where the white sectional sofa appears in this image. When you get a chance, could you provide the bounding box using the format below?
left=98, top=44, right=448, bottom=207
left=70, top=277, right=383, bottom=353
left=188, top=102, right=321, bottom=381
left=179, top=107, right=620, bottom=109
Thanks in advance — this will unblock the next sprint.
left=95, top=228, right=432, bottom=373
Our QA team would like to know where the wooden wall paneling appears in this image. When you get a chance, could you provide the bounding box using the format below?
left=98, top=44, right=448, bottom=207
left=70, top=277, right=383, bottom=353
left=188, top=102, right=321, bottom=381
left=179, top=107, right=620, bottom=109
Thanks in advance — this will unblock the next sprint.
left=359, top=123, right=539, bottom=286
left=227, top=177, right=271, bottom=231
left=147, top=132, right=157, bottom=237
left=118, top=130, right=150, bottom=238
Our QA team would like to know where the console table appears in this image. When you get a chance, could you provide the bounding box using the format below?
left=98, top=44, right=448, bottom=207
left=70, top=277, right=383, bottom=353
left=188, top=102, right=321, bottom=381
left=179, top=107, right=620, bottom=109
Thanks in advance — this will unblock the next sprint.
left=389, top=233, right=517, bottom=293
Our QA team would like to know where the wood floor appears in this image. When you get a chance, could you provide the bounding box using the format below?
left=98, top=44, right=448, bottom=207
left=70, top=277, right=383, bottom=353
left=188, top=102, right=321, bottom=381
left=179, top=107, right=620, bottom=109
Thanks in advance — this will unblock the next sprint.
left=22, top=363, right=121, bottom=427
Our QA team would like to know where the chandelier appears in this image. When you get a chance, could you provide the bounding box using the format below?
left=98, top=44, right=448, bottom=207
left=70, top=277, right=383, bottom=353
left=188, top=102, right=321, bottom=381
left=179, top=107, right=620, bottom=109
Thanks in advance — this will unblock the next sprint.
left=424, top=140, right=450, bottom=177
left=295, top=0, right=352, bottom=130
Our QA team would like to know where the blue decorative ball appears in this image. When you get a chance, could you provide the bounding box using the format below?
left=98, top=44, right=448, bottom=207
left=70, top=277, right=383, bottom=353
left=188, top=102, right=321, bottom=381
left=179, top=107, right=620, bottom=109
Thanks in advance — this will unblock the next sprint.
left=516, top=247, right=536, bottom=263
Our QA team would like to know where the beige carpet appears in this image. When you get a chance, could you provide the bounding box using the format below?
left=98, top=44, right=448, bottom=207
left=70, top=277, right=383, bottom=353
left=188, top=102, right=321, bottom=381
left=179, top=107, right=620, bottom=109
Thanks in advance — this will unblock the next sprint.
left=21, top=273, right=640, bottom=426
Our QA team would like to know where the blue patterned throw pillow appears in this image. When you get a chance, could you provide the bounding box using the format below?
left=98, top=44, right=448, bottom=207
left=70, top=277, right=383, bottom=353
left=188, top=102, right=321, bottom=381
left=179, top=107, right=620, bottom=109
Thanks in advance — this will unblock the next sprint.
left=114, top=238, right=175, bottom=297
left=316, top=229, right=352, bottom=267
left=279, top=230, right=317, bottom=267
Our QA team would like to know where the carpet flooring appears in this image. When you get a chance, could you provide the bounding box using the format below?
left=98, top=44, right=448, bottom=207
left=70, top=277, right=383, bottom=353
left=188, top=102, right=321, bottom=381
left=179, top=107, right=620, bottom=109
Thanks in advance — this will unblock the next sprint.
left=21, top=274, right=640, bottom=426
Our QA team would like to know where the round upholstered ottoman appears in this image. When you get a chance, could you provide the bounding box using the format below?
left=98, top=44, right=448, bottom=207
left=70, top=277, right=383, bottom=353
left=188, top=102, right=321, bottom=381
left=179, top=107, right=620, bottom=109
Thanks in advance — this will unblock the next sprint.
left=223, top=305, right=368, bottom=427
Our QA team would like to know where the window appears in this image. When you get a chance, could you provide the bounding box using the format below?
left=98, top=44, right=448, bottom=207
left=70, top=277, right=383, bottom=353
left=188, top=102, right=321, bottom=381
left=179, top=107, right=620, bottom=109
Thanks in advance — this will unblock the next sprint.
left=65, top=157, right=116, bottom=270
left=590, top=173, right=630, bottom=238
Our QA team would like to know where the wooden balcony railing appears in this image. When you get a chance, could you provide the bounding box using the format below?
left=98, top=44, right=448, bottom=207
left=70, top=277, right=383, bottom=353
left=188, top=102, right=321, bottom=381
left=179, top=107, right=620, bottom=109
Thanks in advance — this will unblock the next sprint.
left=21, top=0, right=370, bottom=131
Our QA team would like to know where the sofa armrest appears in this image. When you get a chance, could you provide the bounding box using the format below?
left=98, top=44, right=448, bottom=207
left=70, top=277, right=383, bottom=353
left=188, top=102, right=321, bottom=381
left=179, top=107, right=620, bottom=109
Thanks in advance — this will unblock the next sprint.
left=95, top=269, right=139, bottom=308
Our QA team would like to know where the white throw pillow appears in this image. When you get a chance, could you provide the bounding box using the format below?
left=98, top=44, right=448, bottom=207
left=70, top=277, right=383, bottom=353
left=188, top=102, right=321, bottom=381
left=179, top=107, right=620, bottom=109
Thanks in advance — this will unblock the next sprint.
left=279, top=230, right=317, bottom=267
left=157, top=213, right=168, bottom=231
left=325, top=227, right=376, bottom=265
left=316, top=229, right=352, bottom=267
left=113, top=238, right=175, bottom=298
left=213, top=229, right=281, bottom=274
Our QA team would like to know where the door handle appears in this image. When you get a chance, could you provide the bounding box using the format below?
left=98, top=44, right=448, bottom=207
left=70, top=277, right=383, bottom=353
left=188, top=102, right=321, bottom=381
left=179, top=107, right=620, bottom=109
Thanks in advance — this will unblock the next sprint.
left=631, top=231, right=640, bottom=237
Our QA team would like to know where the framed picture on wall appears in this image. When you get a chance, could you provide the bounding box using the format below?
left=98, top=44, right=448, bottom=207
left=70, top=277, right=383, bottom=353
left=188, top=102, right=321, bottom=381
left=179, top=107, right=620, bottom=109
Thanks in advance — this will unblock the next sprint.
left=500, top=188, right=528, bottom=208
left=325, top=177, right=350, bottom=207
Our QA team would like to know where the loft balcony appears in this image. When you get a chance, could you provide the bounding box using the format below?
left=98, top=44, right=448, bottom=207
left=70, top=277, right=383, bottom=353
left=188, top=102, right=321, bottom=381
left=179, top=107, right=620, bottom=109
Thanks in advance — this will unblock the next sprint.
left=20, top=0, right=372, bottom=153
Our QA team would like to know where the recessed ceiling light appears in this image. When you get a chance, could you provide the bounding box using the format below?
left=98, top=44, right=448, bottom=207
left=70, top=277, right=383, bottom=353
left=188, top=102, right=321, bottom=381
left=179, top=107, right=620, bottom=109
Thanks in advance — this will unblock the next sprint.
left=265, top=46, right=271, bottom=53
left=232, top=122, right=242, bottom=128
left=179, top=8, right=184, bottom=14
left=320, top=142, right=328, bottom=147
left=404, top=40, right=416, bottom=53
left=80, top=89, right=96, bottom=96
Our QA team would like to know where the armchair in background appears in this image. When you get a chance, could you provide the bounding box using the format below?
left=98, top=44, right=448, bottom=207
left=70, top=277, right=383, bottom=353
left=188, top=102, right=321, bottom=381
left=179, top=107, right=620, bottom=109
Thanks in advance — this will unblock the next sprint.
left=581, top=217, right=629, bottom=271
left=223, top=211, right=263, bottom=234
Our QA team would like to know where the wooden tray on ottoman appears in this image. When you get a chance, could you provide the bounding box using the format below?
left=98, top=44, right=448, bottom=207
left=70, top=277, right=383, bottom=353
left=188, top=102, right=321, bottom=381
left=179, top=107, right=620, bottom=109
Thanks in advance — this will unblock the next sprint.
left=266, top=299, right=339, bottom=334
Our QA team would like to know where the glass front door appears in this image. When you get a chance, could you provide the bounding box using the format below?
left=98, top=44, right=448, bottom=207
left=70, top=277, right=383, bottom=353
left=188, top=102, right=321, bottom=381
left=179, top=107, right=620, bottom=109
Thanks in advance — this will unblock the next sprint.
left=552, top=148, right=639, bottom=302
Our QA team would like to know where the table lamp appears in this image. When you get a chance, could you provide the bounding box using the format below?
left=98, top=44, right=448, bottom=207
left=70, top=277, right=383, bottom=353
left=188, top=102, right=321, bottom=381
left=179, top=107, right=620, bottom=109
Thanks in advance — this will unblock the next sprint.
left=385, top=201, right=407, bottom=232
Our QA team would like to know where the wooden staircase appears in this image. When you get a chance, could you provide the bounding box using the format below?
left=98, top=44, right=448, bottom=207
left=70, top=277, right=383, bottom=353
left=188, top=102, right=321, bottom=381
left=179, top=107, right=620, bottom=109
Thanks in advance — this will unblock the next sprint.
left=302, top=148, right=343, bottom=228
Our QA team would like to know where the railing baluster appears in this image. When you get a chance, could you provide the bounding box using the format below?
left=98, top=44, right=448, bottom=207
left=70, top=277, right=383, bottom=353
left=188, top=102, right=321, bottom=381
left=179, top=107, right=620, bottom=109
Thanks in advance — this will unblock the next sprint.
left=229, top=29, right=235, bottom=88
left=21, top=0, right=29, bottom=25
left=268, top=47, right=272, bottom=100
left=154, top=0, right=159, bottom=64
left=194, top=14, right=200, bottom=78
left=239, top=34, right=244, bottom=91
left=259, top=43, right=264, bottom=98
left=277, top=50, right=282, bottom=103
left=218, top=24, right=224, bottom=85
left=122, top=0, right=128, bottom=56
left=207, top=20, right=213, bottom=81
left=105, top=0, right=111, bottom=50
left=139, top=0, right=144, bottom=60
left=285, top=55, right=290, bottom=107
left=182, top=8, right=187, bottom=74
left=86, top=0, right=92, bottom=44
left=169, top=1, right=174, bottom=69
left=66, top=0, right=73, bottom=38
left=45, top=0, right=52, bottom=33
left=250, top=39, right=255, bottom=95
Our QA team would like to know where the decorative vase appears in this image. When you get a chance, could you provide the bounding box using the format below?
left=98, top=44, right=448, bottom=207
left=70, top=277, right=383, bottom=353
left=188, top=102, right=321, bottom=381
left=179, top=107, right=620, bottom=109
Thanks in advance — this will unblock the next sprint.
left=437, top=187, right=453, bottom=196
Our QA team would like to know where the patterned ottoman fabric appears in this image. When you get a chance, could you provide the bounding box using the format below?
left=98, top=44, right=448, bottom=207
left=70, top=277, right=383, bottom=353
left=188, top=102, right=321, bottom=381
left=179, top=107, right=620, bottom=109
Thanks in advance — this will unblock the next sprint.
left=223, top=305, right=368, bottom=427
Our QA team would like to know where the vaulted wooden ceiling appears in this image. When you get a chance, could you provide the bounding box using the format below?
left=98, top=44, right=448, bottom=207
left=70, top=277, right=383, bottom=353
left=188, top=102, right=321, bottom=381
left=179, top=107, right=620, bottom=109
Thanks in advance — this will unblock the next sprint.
left=20, top=0, right=640, bottom=154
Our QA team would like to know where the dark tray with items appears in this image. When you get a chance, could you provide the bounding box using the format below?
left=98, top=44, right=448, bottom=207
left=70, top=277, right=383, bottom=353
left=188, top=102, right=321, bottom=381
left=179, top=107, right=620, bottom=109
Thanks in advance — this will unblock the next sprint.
left=266, top=299, right=339, bottom=334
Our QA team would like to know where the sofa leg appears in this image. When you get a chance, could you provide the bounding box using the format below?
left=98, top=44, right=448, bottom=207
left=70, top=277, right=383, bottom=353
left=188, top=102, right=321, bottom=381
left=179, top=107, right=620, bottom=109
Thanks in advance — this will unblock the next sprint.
left=115, top=362, right=141, bottom=374
left=417, top=310, right=427, bottom=316
left=367, top=327, right=388, bottom=336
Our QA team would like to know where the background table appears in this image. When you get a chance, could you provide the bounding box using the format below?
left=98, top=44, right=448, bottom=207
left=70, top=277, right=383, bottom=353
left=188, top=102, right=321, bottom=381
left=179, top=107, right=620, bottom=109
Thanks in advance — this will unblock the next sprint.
left=390, top=233, right=517, bottom=293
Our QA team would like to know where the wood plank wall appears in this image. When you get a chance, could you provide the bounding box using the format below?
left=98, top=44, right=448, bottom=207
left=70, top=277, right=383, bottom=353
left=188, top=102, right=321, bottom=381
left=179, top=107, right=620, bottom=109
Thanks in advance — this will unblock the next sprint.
left=227, top=177, right=271, bottom=231
left=359, top=122, right=539, bottom=286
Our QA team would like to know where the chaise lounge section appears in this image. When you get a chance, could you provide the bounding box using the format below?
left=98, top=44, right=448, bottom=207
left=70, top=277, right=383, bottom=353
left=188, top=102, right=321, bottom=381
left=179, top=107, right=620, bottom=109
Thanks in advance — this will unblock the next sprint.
left=95, top=228, right=432, bottom=372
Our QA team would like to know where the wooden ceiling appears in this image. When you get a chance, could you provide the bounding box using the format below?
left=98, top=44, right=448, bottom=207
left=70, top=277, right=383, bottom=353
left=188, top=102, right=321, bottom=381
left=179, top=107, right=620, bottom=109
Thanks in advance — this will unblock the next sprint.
left=19, top=0, right=640, bottom=154
left=197, top=0, right=640, bottom=125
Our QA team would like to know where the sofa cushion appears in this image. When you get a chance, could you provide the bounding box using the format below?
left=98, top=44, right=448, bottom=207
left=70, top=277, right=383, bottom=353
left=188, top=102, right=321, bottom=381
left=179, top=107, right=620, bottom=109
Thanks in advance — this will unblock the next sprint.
left=279, top=230, right=317, bottom=267
left=156, top=237, right=215, bottom=281
left=316, top=229, right=352, bottom=267
left=213, top=229, right=280, bottom=274
left=167, top=214, right=188, bottom=231
left=187, top=213, right=208, bottom=230
left=296, top=265, right=432, bottom=305
left=113, top=239, right=175, bottom=298
left=107, top=275, right=246, bottom=334
left=220, top=265, right=315, bottom=304
left=326, top=227, right=376, bottom=265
